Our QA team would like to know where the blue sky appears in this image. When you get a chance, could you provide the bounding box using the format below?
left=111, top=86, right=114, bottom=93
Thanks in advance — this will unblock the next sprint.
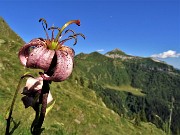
left=0, top=0, right=180, bottom=68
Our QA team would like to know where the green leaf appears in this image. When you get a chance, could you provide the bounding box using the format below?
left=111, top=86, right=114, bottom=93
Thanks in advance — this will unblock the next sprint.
left=46, top=100, right=56, bottom=116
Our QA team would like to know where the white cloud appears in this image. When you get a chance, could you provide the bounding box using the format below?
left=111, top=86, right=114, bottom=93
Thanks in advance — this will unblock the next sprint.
left=96, top=49, right=104, bottom=52
left=151, top=50, right=180, bottom=58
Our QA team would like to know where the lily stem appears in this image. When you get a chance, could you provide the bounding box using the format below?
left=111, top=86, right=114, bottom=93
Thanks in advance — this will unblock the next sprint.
left=5, top=74, right=33, bottom=135
left=5, top=79, right=21, bottom=135
left=31, top=80, right=50, bottom=135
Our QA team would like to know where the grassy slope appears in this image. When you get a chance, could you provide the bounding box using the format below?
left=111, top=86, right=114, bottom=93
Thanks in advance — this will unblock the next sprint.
left=105, top=85, right=145, bottom=96
left=0, top=77, right=166, bottom=135
left=0, top=18, right=165, bottom=134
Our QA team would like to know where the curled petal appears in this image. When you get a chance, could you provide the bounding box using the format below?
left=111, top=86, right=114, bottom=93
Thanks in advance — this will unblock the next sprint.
left=18, top=38, right=55, bottom=72
left=40, top=46, right=75, bottom=82
left=19, top=39, right=43, bottom=66
left=27, top=45, right=55, bottom=72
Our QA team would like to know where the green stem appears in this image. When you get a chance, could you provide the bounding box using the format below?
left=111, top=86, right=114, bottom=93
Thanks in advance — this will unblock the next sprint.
left=5, top=74, right=33, bottom=135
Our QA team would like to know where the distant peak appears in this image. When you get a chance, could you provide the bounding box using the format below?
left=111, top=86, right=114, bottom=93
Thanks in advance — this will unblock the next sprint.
left=104, top=48, right=135, bottom=60
left=112, top=48, right=122, bottom=52
left=105, top=48, right=127, bottom=56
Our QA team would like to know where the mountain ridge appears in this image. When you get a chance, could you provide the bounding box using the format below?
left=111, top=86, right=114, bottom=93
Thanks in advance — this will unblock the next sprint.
left=77, top=50, right=178, bottom=73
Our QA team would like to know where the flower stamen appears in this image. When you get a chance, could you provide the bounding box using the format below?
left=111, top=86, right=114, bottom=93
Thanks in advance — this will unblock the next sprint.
left=55, top=20, right=80, bottom=42
left=39, top=18, right=49, bottom=40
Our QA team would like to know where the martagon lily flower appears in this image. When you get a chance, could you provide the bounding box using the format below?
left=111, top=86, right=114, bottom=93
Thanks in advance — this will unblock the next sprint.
left=18, top=18, right=85, bottom=82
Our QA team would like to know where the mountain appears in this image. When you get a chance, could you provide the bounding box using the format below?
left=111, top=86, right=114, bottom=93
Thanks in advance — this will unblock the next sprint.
left=74, top=50, right=180, bottom=134
left=105, top=48, right=136, bottom=60
left=105, top=48, right=128, bottom=56
left=1, top=17, right=179, bottom=134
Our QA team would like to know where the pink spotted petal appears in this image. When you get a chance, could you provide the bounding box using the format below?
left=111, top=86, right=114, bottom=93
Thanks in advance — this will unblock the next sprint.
left=27, top=45, right=55, bottom=72
left=18, top=38, right=55, bottom=72
left=41, top=46, right=75, bottom=82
